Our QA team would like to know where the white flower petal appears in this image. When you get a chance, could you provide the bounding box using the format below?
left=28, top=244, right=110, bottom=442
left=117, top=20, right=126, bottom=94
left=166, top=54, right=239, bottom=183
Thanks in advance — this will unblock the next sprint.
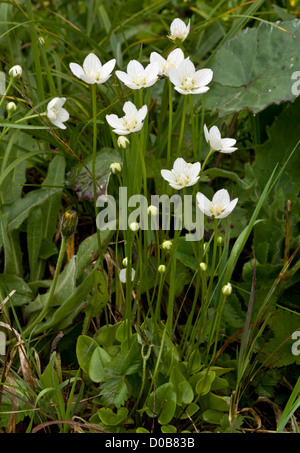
left=100, top=59, right=116, bottom=79
left=123, top=101, right=138, bottom=117
left=137, top=105, right=148, bottom=122
left=127, top=59, right=144, bottom=77
left=69, top=63, right=83, bottom=79
left=161, top=169, right=176, bottom=184
left=80, top=73, right=97, bottom=84
left=218, top=198, right=238, bottom=218
left=106, top=114, right=123, bottom=130
left=196, top=192, right=212, bottom=217
left=212, top=189, right=230, bottom=207
left=83, top=53, right=101, bottom=73
left=194, top=68, right=213, bottom=87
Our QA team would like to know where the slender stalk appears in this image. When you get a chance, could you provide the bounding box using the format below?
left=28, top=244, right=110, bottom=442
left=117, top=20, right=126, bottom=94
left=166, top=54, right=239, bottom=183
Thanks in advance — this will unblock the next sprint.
left=189, top=94, right=197, bottom=161
left=177, top=95, right=188, bottom=157
left=91, top=84, right=103, bottom=269
left=0, top=78, right=13, bottom=110
left=200, top=147, right=214, bottom=174
left=167, top=79, right=173, bottom=167
left=23, top=236, right=67, bottom=337
left=206, top=218, right=219, bottom=303
left=166, top=226, right=180, bottom=335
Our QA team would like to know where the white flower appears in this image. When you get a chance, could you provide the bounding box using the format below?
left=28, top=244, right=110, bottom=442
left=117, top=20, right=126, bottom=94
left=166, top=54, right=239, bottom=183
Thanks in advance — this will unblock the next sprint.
left=168, top=59, right=213, bottom=95
left=117, top=135, right=130, bottom=149
left=119, top=268, right=135, bottom=283
left=168, top=18, right=190, bottom=42
left=204, top=124, right=237, bottom=153
left=106, top=101, right=147, bottom=135
left=69, top=53, right=116, bottom=85
left=47, top=97, right=69, bottom=129
left=196, top=189, right=238, bottom=219
left=150, top=49, right=185, bottom=77
left=9, top=65, right=22, bottom=79
left=115, top=60, right=159, bottom=90
left=161, top=157, right=201, bottom=190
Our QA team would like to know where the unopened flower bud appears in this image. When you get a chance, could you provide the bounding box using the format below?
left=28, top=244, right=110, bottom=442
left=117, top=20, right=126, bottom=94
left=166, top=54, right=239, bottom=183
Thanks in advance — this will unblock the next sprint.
left=158, top=264, right=166, bottom=274
left=217, top=236, right=224, bottom=247
left=117, top=136, right=130, bottom=149
left=129, top=221, right=140, bottom=232
left=161, top=240, right=172, bottom=251
left=147, top=205, right=159, bottom=216
left=199, top=262, right=207, bottom=272
left=110, top=162, right=122, bottom=174
left=6, top=102, right=17, bottom=115
left=9, top=65, right=22, bottom=79
left=60, top=210, right=78, bottom=239
left=203, top=242, right=209, bottom=253
left=122, top=257, right=128, bottom=267
left=222, top=283, right=232, bottom=296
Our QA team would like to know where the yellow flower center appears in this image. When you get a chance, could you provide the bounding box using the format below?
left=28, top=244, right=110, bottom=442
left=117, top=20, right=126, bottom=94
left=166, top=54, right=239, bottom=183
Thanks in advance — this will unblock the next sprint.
left=210, top=203, right=224, bottom=217
left=122, top=117, right=138, bottom=131
left=181, top=76, right=195, bottom=91
left=132, top=74, right=147, bottom=87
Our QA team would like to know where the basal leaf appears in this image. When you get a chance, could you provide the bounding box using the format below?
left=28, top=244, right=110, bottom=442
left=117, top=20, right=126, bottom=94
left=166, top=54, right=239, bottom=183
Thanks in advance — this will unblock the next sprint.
left=206, top=20, right=300, bottom=116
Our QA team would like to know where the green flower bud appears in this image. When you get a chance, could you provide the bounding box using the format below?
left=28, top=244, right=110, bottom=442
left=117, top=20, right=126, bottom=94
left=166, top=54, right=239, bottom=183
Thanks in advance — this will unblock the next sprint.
left=60, top=210, right=78, bottom=239
left=6, top=102, right=17, bottom=115
left=158, top=264, right=166, bottom=274
left=217, top=236, right=224, bottom=247
left=222, top=283, right=232, bottom=296
left=9, top=65, right=22, bottom=79
left=122, top=257, right=128, bottom=267
left=110, top=162, right=122, bottom=174
left=161, top=240, right=172, bottom=251
left=117, top=136, right=130, bottom=149
left=199, top=262, right=207, bottom=272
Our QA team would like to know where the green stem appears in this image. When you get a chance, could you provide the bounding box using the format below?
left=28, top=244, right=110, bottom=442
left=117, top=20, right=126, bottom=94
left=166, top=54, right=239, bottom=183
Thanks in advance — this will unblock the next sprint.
left=166, top=226, right=180, bottom=335
left=177, top=95, right=188, bottom=157
left=91, top=84, right=103, bottom=269
left=0, top=78, right=13, bottom=110
left=189, top=94, right=197, bottom=161
left=206, top=218, right=219, bottom=304
left=211, top=294, right=227, bottom=360
left=167, top=79, right=173, bottom=168
left=200, top=147, right=214, bottom=174
left=23, top=236, right=67, bottom=337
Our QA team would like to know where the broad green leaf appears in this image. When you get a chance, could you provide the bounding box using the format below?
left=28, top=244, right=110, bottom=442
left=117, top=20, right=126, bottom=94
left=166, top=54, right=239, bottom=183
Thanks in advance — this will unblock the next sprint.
left=147, top=382, right=177, bottom=425
left=89, top=347, right=111, bottom=383
left=97, top=407, right=128, bottom=426
left=199, top=392, right=230, bottom=412
left=194, top=370, right=216, bottom=396
left=33, top=268, right=96, bottom=333
left=96, top=322, right=122, bottom=348
left=206, top=20, right=300, bottom=116
left=119, top=334, right=143, bottom=376
left=76, top=335, right=99, bottom=374
left=1, top=186, right=60, bottom=233
left=170, top=365, right=194, bottom=405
